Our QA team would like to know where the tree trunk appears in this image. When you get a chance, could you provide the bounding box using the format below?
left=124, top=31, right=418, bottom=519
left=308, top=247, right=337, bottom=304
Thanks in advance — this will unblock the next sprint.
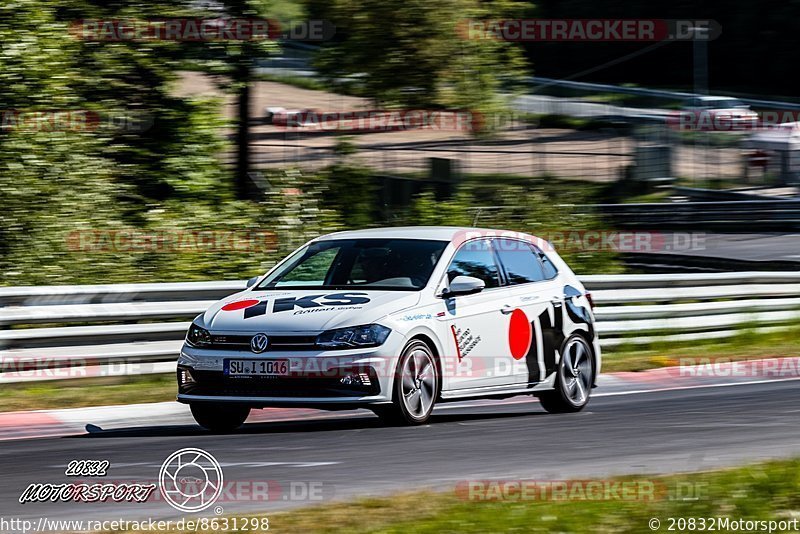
left=235, top=63, right=252, bottom=200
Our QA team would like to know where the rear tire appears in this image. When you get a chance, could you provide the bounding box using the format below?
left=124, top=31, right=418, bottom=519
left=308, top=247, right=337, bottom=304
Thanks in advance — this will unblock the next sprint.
left=190, top=403, right=250, bottom=432
left=373, top=340, right=438, bottom=425
left=537, top=334, right=594, bottom=414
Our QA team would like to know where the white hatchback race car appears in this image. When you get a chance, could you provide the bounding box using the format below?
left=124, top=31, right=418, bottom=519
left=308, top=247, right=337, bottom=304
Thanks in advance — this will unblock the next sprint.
left=177, top=227, right=600, bottom=430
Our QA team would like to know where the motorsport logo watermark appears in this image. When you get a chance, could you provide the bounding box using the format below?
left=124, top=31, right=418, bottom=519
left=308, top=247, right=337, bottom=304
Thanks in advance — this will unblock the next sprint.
left=653, top=517, right=800, bottom=533
left=17, top=449, right=223, bottom=512
left=18, top=483, right=156, bottom=504
left=8, top=451, right=293, bottom=531
left=16, top=449, right=328, bottom=512
left=159, top=448, right=223, bottom=512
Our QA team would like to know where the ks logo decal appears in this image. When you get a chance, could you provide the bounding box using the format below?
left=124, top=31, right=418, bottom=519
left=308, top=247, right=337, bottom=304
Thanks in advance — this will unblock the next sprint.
left=221, top=293, right=371, bottom=318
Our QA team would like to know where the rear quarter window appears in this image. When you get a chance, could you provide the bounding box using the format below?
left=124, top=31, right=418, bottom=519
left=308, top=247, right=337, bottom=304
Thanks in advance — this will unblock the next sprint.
left=534, top=246, right=559, bottom=279
left=493, top=238, right=545, bottom=285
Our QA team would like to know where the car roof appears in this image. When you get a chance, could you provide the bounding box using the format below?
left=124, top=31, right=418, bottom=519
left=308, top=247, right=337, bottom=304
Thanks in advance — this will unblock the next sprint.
left=314, top=226, right=540, bottom=243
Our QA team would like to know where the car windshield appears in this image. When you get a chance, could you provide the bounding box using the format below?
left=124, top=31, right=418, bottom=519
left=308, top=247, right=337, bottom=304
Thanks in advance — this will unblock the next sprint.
left=255, top=238, right=449, bottom=291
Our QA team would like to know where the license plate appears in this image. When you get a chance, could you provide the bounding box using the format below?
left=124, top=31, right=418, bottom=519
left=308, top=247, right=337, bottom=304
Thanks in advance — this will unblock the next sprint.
left=225, top=359, right=289, bottom=377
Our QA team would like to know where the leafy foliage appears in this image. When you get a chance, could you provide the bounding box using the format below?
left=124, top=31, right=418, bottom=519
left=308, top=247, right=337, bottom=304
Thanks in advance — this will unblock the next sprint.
left=0, top=0, right=318, bottom=285
left=312, top=0, right=528, bottom=119
left=393, top=180, right=623, bottom=275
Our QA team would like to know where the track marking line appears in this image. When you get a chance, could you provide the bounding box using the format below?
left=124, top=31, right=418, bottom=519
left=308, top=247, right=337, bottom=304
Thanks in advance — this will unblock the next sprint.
left=593, top=375, right=800, bottom=398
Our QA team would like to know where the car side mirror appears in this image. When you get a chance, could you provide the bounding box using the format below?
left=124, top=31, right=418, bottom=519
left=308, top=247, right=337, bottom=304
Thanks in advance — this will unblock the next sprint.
left=441, top=275, right=485, bottom=297
left=246, top=276, right=259, bottom=288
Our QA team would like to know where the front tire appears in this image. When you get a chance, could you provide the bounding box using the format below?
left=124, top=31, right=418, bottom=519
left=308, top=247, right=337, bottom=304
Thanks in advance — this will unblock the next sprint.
left=537, top=334, right=594, bottom=414
left=373, top=340, right=438, bottom=425
left=190, top=403, right=250, bottom=432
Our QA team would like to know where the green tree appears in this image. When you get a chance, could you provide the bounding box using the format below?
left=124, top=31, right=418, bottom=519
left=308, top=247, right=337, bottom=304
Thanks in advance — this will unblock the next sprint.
left=0, top=0, right=297, bottom=285
left=0, top=0, right=130, bottom=284
left=313, top=0, right=528, bottom=119
left=395, top=182, right=624, bottom=275
left=187, top=0, right=281, bottom=199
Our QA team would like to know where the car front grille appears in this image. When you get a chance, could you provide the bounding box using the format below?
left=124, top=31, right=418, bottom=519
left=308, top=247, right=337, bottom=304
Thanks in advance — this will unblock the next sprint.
left=207, top=334, right=318, bottom=352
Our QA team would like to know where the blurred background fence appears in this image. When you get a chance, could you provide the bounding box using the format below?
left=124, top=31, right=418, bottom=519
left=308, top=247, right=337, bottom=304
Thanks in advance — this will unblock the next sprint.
left=251, top=135, right=633, bottom=182
left=246, top=106, right=779, bottom=188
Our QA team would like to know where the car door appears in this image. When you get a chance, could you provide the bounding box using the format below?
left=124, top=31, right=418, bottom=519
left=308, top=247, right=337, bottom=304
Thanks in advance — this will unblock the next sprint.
left=437, top=238, right=511, bottom=390
left=492, top=238, right=564, bottom=388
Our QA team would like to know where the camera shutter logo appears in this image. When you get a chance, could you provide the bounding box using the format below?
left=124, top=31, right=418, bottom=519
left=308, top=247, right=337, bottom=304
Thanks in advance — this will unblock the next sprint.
left=251, top=333, right=269, bottom=353
left=159, top=448, right=223, bottom=512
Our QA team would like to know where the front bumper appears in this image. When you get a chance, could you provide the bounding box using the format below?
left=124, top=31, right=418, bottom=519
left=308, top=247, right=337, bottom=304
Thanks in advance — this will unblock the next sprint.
left=176, top=339, right=403, bottom=408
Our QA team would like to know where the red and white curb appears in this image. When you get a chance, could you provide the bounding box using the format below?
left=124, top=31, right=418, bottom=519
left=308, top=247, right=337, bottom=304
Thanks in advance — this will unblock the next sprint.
left=1, top=357, right=799, bottom=442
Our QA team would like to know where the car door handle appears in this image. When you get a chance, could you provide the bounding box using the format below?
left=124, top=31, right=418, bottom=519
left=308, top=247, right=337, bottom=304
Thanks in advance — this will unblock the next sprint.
left=500, top=305, right=514, bottom=314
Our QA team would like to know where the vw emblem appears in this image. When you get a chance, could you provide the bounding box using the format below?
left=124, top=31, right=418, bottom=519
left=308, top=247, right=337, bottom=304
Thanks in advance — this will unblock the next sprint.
left=250, top=333, right=269, bottom=353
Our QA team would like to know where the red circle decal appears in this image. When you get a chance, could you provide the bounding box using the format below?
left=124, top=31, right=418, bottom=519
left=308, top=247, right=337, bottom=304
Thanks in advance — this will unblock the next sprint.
left=221, top=299, right=260, bottom=311
left=508, top=308, right=532, bottom=360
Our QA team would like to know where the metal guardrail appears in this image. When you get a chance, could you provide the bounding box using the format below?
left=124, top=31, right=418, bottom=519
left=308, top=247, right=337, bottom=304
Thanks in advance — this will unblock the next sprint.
left=577, top=200, right=800, bottom=231
left=1, top=273, right=798, bottom=382
left=530, top=77, right=800, bottom=111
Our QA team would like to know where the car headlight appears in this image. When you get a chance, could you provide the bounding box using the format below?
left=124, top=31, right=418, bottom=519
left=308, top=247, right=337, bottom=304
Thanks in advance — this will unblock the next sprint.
left=316, top=324, right=391, bottom=349
left=186, top=324, right=212, bottom=347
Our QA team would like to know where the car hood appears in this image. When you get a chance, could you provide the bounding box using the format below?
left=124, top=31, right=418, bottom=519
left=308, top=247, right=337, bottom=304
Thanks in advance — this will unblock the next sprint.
left=199, top=289, right=422, bottom=333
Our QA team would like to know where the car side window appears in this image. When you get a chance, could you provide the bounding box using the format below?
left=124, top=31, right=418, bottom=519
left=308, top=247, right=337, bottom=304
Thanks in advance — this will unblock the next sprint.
left=447, top=240, right=500, bottom=289
left=533, top=245, right=559, bottom=279
left=493, top=238, right=545, bottom=285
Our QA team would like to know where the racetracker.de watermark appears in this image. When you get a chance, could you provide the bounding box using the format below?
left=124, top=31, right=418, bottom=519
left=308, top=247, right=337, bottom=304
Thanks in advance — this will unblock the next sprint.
left=0, top=358, right=168, bottom=382
left=1, top=517, right=270, bottom=534
left=673, top=357, right=800, bottom=379
left=18, top=479, right=326, bottom=505
left=455, top=479, right=709, bottom=502
left=65, top=229, right=278, bottom=253
left=451, top=229, right=706, bottom=253
left=270, top=109, right=526, bottom=133
left=458, top=19, right=721, bottom=42
left=1, top=110, right=153, bottom=133
left=668, top=110, right=800, bottom=131
left=542, top=231, right=705, bottom=253
left=69, top=18, right=335, bottom=41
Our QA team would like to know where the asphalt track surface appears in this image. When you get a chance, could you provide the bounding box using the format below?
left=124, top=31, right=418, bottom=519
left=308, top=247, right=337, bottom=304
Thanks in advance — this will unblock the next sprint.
left=1, top=378, right=800, bottom=523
